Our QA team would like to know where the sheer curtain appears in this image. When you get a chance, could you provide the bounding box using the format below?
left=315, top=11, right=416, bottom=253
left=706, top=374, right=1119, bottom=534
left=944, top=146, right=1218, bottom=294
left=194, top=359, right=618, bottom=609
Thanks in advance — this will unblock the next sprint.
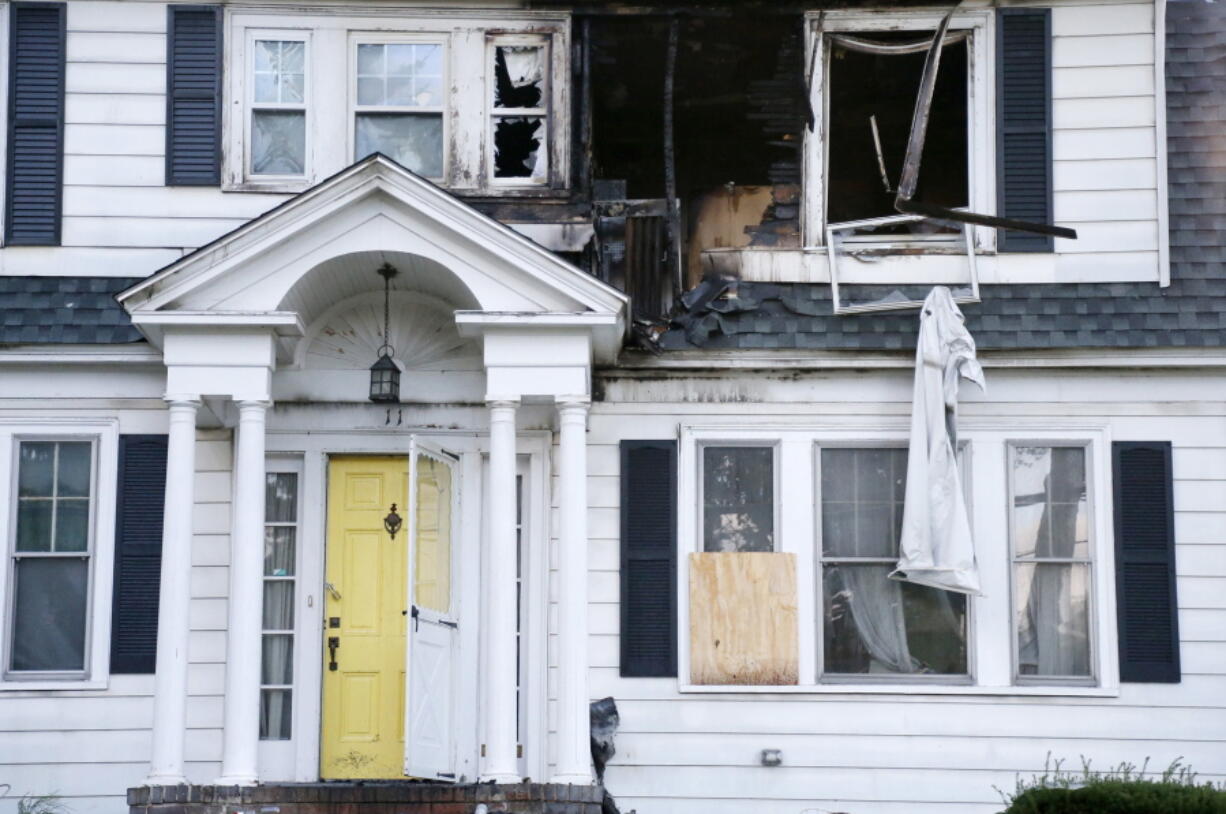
left=839, top=566, right=918, bottom=673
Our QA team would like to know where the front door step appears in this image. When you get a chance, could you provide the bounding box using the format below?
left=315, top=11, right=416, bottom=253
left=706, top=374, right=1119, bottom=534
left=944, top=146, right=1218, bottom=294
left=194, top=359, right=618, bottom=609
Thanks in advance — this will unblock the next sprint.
left=129, top=783, right=603, bottom=814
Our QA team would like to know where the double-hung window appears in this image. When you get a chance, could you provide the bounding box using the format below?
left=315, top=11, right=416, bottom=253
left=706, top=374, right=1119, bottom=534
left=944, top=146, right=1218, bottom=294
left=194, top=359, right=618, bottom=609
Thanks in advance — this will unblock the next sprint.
left=6, top=440, right=95, bottom=677
left=249, top=35, right=309, bottom=179
left=353, top=39, right=446, bottom=179
left=819, top=447, right=968, bottom=677
left=489, top=37, right=550, bottom=185
left=1009, top=444, right=1094, bottom=682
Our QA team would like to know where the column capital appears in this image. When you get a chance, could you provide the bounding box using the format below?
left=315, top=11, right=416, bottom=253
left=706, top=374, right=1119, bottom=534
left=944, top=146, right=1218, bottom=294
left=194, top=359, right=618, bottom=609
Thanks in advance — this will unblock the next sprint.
left=235, top=398, right=273, bottom=412
left=486, top=396, right=521, bottom=409
left=164, top=395, right=201, bottom=408
left=556, top=396, right=591, bottom=412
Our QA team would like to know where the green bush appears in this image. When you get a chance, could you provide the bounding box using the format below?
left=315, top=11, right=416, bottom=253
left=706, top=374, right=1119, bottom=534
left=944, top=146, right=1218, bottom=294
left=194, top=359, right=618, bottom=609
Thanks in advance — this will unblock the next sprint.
left=1000, top=757, right=1226, bottom=814
left=1004, top=779, right=1226, bottom=814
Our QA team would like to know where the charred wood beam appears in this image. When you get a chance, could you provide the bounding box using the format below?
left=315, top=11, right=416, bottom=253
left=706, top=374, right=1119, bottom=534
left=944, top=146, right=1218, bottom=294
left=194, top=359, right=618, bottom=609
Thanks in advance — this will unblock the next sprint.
left=663, top=15, right=682, bottom=301
left=893, top=5, right=1076, bottom=240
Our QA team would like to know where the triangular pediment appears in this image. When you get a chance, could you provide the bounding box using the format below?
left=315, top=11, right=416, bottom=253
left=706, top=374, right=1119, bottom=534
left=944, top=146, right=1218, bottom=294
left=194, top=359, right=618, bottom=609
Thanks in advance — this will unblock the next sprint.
left=118, top=155, right=626, bottom=326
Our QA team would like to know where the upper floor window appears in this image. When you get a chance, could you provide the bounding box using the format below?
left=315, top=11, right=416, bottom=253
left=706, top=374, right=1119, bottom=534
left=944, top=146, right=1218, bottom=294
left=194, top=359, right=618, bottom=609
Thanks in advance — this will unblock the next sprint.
left=806, top=10, right=995, bottom=250
left=226, top=11, right=569, bottom=195
left=490, top=38, right=549, bottom=184
left=250, top=37, right=308, bottom=178
left=353, top=40, right=446, bottom=179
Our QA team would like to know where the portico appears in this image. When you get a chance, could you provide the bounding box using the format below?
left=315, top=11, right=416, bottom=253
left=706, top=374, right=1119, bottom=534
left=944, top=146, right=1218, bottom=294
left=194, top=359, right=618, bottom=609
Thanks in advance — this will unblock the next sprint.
left=117, top=155, right=626, bottom=789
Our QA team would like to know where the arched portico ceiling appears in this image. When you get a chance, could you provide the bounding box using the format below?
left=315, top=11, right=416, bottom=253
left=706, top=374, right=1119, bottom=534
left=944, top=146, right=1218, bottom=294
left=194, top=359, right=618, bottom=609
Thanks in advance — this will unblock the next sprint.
left=117, top=155, right=626, bottom=348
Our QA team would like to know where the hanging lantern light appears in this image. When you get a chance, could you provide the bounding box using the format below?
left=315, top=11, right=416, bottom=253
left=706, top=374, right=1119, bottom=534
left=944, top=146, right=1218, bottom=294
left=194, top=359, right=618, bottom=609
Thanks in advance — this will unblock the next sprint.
left=369, top=263, right=401, bottom=403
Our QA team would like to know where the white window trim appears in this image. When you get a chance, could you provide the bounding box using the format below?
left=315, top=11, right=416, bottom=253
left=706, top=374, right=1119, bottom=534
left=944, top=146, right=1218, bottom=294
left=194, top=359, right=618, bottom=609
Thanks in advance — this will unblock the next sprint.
left=676, top=422, right=1119, bottom=696
left=486, top=33, right=553, bottom=188
left=697, top=440, right=781, bottom=554
left=258, top=455, right=303, bottom=779
left=0, top=419, right=118, bottom=691
left=803, top=8, right=998, bottom=256
left=1006, top=440, right=1101, bottom=687
left=223, top=9, right=570, bottom=196
left=348, top=33, right=450, bottom=184
left=231, top=28, right=314, bottom=192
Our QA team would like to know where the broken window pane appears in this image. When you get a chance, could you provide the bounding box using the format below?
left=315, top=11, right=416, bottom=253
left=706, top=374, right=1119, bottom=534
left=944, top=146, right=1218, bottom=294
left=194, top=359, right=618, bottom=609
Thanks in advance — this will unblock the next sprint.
left=252, top=110, right=306, bottom=175
left=827, top=33, right=968, bottom=234
left=493, top=116, right=544, bottom=179
left=254, top=40, right=305, bottom=104
left=356, top=113, right=443, bottom=177
left=703, top=446, right=774, bottom=553
left=494, top=45, right=544, bottom=108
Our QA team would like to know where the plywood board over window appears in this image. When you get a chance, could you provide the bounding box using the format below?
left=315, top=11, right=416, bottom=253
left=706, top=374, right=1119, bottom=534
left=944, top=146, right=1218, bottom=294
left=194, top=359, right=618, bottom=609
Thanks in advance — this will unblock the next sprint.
left=689, top=552, right=798, bottom=685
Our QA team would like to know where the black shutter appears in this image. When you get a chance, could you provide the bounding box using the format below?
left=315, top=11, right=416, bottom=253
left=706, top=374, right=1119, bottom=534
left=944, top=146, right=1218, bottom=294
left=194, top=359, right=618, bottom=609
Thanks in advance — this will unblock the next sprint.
left=166, top=6, right=222, bottom=185
left=110, top=435, right=169, bottom=674
left=619, top=440, right=677, bottom=677
left=1113, top=442, right=1181, bottom=683
left=996, top=8, right=1053, bottom=253
left=6, top=2, right=65, bottom=245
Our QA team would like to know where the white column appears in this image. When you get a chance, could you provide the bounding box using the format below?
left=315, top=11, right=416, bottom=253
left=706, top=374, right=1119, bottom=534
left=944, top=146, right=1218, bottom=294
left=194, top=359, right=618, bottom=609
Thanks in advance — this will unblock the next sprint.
left=482, top=398, right=521, bottom=782
left=217, top=400, right=269, bottom=785
left=552, top=398, right=593, bottom=784
left=146, top=397, right=200, bottom=785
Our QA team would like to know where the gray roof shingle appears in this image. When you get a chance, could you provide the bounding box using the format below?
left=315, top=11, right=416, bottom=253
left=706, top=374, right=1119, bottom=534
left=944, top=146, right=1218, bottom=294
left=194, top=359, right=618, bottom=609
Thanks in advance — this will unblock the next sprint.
left=0, top=276, right=143, bottom=344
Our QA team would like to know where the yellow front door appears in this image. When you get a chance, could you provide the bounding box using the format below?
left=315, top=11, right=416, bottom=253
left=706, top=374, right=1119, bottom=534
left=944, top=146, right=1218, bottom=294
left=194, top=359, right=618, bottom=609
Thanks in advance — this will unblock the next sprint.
left=321, top=456, right=409, bottom=779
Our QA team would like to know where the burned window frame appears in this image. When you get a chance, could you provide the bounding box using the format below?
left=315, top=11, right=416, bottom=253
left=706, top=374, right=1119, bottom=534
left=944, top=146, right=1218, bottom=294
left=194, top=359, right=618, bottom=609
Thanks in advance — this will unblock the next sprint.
left=804, top=9, right=998, bottom=253
left=223, top=11, right=569, bottom=195
left=486, top=33, right=552, bottom=187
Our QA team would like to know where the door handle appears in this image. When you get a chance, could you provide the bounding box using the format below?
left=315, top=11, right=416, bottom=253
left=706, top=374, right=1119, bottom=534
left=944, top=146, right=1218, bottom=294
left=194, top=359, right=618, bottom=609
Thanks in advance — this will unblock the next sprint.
left=325, top=582, right=342, bottom=601
left=327, top=636, right=340, bottom=671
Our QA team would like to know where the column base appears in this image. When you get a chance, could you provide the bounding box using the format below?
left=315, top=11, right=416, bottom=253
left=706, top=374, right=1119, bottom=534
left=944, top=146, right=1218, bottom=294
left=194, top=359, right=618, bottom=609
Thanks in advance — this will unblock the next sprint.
left=549, top=773, right=594, bottom=786
left=142, top=775, right=187, bottom=787
left=213, top=774, right=259, bottom=787
left=478, top=772, right=523, bottom=784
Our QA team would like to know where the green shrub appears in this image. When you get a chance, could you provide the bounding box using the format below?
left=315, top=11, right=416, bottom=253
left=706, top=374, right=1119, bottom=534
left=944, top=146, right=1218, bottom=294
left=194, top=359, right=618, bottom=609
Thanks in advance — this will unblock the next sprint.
left=1000, top=756, right=1226, bottom=814
left=1004, top=779, right=1226, bottom=814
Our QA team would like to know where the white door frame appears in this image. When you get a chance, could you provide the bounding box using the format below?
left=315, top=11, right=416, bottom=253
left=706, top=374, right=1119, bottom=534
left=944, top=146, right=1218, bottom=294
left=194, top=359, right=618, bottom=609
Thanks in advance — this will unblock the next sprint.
left=257, top=426, right=552, bottom=784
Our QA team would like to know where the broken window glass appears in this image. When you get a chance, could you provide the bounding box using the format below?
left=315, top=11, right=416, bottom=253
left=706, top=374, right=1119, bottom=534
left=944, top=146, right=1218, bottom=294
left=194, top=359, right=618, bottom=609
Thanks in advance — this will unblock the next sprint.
left=251, top=39, right=307, bottom=176
left=826, top=32, right=968, bottom=235
left=702, top=446, right=775, bottom=553
left=491, top=43, right=548, bottom=181
left=354, top=42, right=445, bottom=178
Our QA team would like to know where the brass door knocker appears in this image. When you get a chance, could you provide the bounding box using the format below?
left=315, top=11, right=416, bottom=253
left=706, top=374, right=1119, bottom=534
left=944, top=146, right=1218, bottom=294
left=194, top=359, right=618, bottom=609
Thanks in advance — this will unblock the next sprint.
left=384, top=503, right=404, bottom=539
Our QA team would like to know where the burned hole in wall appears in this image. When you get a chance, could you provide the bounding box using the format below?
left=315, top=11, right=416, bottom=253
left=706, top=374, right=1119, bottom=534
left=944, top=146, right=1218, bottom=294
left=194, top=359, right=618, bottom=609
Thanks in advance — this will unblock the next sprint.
left=493, top=44, right=546, bottom=180
left=826, top=32, right=968, bottom=236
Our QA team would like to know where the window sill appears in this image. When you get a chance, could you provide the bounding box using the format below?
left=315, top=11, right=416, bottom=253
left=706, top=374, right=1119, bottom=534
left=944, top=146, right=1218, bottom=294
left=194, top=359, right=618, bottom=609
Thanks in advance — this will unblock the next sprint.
left=0, top=678, right=108, bottom=692
left=677, top=682, right=1119, bottom=698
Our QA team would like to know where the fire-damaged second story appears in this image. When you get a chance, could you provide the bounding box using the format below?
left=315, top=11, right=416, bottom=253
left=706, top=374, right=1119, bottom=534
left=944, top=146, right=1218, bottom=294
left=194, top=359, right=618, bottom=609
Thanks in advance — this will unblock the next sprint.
left=0, top=0, right=1180, bottom=338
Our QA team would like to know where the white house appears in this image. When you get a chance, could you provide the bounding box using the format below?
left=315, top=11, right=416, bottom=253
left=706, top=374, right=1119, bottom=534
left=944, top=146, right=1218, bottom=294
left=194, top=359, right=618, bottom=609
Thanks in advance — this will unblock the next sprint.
left=0, top=0, right=1223, bottom=812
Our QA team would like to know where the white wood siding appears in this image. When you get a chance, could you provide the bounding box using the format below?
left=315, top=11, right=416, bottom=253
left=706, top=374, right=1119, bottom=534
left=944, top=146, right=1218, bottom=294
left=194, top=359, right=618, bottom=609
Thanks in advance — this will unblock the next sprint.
left=0, top=399, right=228, bottom=814
left=0, top=0, right=1166, bottom=286
left=587, top=369, right=1226, bottom=814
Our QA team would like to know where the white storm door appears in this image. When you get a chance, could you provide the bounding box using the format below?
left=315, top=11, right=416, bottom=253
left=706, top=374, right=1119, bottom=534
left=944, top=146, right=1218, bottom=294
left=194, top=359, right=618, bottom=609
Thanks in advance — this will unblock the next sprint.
left=404, top=437, right=460, bottom=781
